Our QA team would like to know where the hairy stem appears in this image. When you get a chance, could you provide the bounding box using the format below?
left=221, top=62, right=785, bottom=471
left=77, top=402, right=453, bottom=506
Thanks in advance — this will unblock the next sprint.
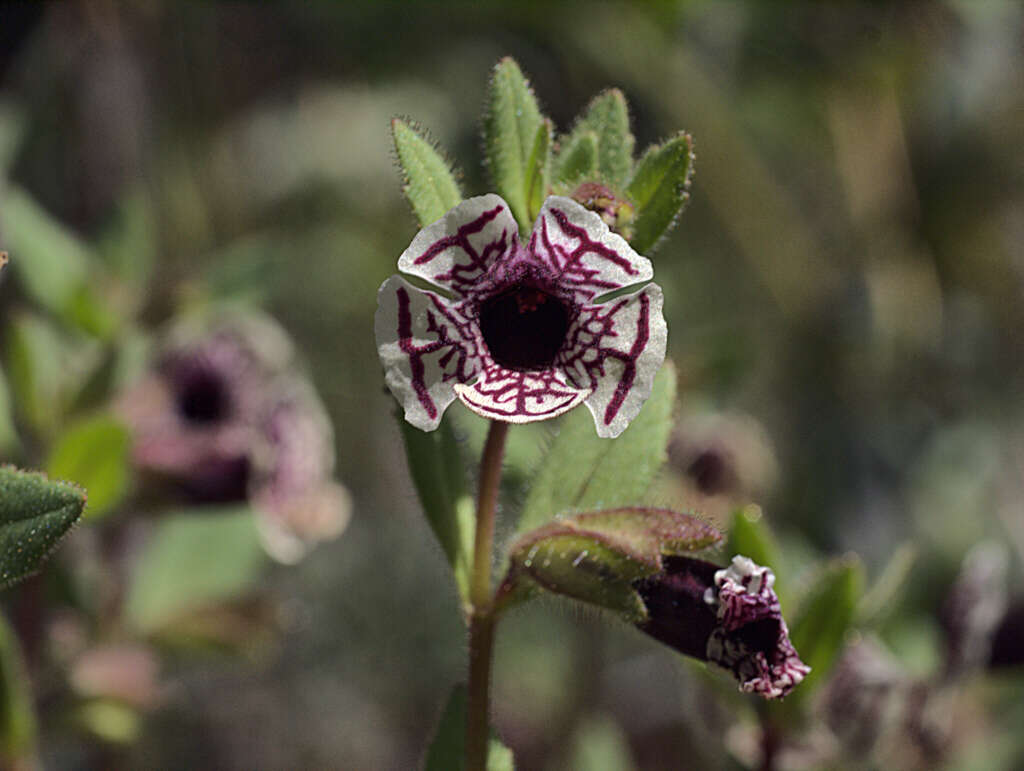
left=466, top=419, right=509, bottom=771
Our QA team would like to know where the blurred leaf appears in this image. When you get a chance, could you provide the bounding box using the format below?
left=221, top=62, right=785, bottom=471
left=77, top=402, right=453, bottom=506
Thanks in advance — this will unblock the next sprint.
left=857, top=543, right=916, bottom=627
left=46, top=415, right=131, bottom=520
left=449, top=404, right=549, bottom=492
left=65, top=283, right=120, bottom=341
left=726, top=505, right=785, bottom=601
left=0, top=367, right=19, bottom=456
left=4, top=312, right=65, bottom=437
left=554, top=130, right=599, bottom=186
left=95, top=189, right=157, bottom=291
left=424, top=685, right=514, bottom=771
left=569, top=714, right=637, bottom=771
left=0, top=101, right=25, bottom=175
left=625, top=133, right=694, bottom=255
left=524, top=119, right=553, bottom=223
left=501, top=507, right=721, bottom=619
left=398, top=415, right=473, bottom=603
left=564, top=90, right=634, bottom=188
left=125, top=508, right=264, bottom=633
left=74, top=700, right=140, bottom=745
left=788, top=555, right=864, bottom=696
left=0, top=466, right=86, bottom=590
left=0, top=611, right=37, bottom=769
left=392, top=119, right=463, bottom=227
left=483, top=57, right=544, bottom=233
left=0, top=186, right=90, bottom=316
left=518, top=363, right=676, bottom=532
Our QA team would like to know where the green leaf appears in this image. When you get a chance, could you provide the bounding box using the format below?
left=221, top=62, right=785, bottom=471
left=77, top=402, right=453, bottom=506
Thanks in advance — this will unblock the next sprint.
left=518, top=363, right=676, bottom=532
left=398, top=415, right=474, bottom=603
left=483, top=57, right=544, bottom=233
left=0, top=466, right=86, bottom=589
left=554, top=130, right=599, bottom=187
left=0, top=186, right=91, bottom=316
left=424, top=685, right=514, bottom=771
left=4, top=312, right=66, bottom=437
left=392, top=119, right=463, bottom=227
left=95, top=189, right=157, bottom=291
left=0, top=611, right=37, bottom=769
left=564, top=90, right=635, bottom=187
left=857, top=543, right=916, bottom=627
left=625, top=133, right=695, bottom=255
left=124, top=508, right=264, bottom=633
left=524, top=119, right=553, bottom=223
left=46, top=415, right=131, bottom=520
left=788, top=556, right=864, bottom=696
left=501, top=507, right=721, bottom=620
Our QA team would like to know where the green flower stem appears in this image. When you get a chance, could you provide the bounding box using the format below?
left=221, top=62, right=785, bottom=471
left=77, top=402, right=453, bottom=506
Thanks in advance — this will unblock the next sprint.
left=466, top=419, right=509, bottom=771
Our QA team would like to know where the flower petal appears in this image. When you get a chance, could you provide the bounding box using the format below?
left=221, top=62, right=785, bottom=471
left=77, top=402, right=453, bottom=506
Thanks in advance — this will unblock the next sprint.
left=558, top=283, right=667, bottom=438
left=453, top=364, right=590, bottom=424
left=528, top=196, right=653, bottom=303
left=375, top=276, right=483, bottom=430
left=706, top=556, right=811, bottom=699
left=397, top=194, right=520, bottom=297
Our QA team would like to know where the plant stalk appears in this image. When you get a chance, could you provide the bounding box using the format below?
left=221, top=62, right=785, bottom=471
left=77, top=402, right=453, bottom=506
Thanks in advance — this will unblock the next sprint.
left=466, top=419, right=509, bottom=771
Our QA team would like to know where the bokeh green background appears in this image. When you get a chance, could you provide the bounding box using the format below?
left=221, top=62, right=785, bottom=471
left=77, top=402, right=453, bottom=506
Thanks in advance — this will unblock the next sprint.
left=2, top=2, right=1023, bottom=769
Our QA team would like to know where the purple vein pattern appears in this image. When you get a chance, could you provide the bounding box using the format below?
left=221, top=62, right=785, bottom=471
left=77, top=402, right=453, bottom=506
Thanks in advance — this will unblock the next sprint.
left=375, top=194, right=667, bottom=437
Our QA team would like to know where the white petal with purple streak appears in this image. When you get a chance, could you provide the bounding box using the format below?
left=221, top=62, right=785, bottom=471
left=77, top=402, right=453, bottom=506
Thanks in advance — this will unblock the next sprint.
left=453, top=363, right=590, bottom=424
left=397, top=194, right=520, bottom=297
left=375, top=275, right=483, bottom=431
left=558, top=284, right=666, bottom=438
left=528, top=196, right=654, bottom=303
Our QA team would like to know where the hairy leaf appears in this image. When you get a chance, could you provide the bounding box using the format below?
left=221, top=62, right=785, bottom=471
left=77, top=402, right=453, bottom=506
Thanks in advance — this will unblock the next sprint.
left=626, top=132, right=695, bottom=254
left=483, top=57, right=544, bottom=233
left=564, top=90, right=634, bottom=187
left=0, top=466, right=86, bottom=590
left=502, top=507, right=721, bottom=619
left=554, top=131, right=599, bottom=187
left=392, top=119, right=463, bottom=227
left=519, top=363, right=676, bottom=532
left=524, top=118, right=553, bottom=223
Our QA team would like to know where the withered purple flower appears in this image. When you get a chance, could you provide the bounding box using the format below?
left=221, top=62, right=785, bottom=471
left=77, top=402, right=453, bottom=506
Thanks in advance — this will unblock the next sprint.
left=375, top=194, right=667, bottom=437
left=121, top=313, right=350, bottom=562
left=635, top=554, right=810, bottom=699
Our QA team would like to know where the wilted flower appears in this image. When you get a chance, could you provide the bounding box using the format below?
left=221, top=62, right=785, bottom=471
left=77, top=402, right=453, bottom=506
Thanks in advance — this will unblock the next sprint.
left=635, top=555, right=810, bottom=699
left=121, top=312, right=350, bottom=561
left=376, top=194, right=667, bottom=437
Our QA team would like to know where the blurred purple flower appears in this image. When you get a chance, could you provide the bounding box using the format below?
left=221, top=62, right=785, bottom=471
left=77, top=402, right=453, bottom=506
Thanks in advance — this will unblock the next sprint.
left=375, top=194, right=666, bottom=437
left=120, top=312, right=350, bottom=562
left=635, top=555, right=809, bottom=699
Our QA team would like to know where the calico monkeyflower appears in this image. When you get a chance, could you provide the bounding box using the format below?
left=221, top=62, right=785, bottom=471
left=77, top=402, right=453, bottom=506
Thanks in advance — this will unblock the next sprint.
left=376, top=194, right=667, bottom=437
left=635, top=555, right=810, bottom=698
left=121, top=313, right=350, bottom=562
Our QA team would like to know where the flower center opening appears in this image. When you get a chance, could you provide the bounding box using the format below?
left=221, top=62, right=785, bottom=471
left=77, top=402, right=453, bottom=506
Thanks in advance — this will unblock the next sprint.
left=479, top=287, right=570, bottom=370
left=177, top=367, right=230, bottom=424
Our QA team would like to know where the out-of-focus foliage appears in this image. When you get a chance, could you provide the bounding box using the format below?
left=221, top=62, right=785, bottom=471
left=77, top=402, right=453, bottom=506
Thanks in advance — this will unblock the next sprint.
left=0, top=1, right=1023, bottom=769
